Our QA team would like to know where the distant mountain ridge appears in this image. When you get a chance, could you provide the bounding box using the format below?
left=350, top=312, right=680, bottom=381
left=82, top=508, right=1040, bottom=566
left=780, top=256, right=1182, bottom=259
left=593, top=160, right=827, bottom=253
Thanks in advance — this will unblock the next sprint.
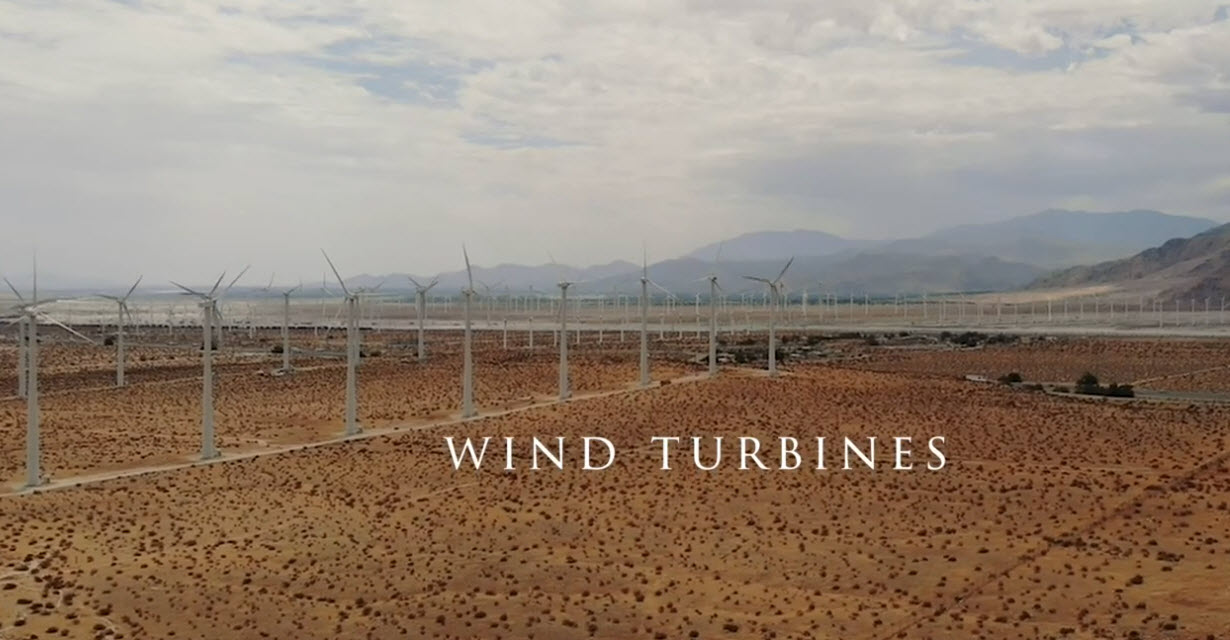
left=686, top=229, right=868, bottom=262
left=1031, top=223, right=1230, bottom=302
left=343, top=260, right=638, bottom=293
left=884, top=209, right=1217, bottom=268
left=586, top=252, right=1045, bottom=297
left=11, top=209, right=1220, bottom=297
left=332, top=209, right=1219, bottom=297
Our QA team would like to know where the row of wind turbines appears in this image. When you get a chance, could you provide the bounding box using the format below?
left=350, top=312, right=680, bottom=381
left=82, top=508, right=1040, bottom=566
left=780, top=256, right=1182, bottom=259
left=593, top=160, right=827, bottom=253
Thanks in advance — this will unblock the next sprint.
left=4, top=248, right=796, bottom=489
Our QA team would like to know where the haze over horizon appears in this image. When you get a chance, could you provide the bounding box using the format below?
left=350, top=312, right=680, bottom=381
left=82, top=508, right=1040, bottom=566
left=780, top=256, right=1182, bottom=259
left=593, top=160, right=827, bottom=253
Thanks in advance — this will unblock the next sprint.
left=1, top=1, right=1228, bottom=284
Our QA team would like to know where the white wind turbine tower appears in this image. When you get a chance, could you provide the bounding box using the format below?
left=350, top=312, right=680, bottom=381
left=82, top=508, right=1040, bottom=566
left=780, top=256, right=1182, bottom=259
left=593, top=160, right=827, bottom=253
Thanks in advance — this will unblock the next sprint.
left=4, top=252, right=41, bottom=399
left=6, top=287, right=29, bottom=399
left=478, top=279, right=502, bottom=327
left=408, top=276, right=439, bottom=363
left=4, top=272, right=96, bottom=487
left=700, top=244, right=725, bottom=378
left=321, top=251, right=362, bottom=436
left=549, top=253, right=582, bottom=401
left=639, top=250, right=651, bottom=387
left=460, top=247, right=478, bottom=418
left=98, top=275, right=143, bottom=387
left=638, top=250, right=678, bottom=387
left=744, top=257, right=793, bottom=377
left=171, top=267, right=248, bottom=459
left=502, top=284, right=511, bottom=349
left=277, top=280, right=302, bottom=373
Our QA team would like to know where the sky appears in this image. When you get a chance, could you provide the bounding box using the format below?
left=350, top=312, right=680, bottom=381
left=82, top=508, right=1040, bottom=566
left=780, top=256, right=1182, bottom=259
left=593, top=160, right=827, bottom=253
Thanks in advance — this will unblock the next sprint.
left=0, top=0, right=1227, bottom=287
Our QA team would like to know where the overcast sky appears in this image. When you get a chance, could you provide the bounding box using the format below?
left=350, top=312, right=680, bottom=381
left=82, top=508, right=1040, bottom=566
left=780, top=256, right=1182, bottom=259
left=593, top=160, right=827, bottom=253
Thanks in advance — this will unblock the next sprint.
left=1, top=1, right=1227, bottom=287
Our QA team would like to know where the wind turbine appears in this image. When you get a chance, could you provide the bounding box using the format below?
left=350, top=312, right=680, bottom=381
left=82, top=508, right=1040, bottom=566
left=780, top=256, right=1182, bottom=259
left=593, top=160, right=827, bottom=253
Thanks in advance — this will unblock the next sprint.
left=700, top=245, right=725, bottom=378
left=4, top=280, right=28, bottom=399
left=321, top=251, right=362, bottom=436
left=478, top=279, right=502, bottom=327
left=97, top=275, right=143, bottom=387
left=3, top=275, right=95, bottom=487
left=502, top=284, right=511, bottom=349
left=549, top=253, right=581, bottom=401
left=276, top=280, right=302, bottom=373
left=461, top=247, right=477, bottom=418
left=4, top=253, right=38, bottom=399
left=743, top=257, right=793, bottom=377
left=638, top=250, right=651, bottom=387
left=171, top=266, right=248, bottom=459
left=408, top=276, right=439, bottom=363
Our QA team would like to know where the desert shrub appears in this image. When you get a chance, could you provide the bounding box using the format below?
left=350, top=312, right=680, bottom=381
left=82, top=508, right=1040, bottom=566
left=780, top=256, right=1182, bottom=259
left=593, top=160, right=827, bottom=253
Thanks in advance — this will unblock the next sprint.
left=1075, top=372, right=1102, bottom=394
left=270, top=344, right=284, bottom=354
left=1072, top=372, right=1134, bottom=398
left=951, top=332, right=986, bottom=347
left=103, top=336, right=115, bottom=346
left=998, top=372, right=1023, bottom=384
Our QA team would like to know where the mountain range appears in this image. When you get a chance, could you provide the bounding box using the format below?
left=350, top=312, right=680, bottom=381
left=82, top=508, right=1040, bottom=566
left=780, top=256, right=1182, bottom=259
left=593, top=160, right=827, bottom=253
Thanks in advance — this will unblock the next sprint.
left=883, top=209, right=1215, bottom=268
left=1031, top=222, right=1230, bottom=302
left=7, top=209, right=1218, bottom=298
left=340, top=209, right=1217, bottom=297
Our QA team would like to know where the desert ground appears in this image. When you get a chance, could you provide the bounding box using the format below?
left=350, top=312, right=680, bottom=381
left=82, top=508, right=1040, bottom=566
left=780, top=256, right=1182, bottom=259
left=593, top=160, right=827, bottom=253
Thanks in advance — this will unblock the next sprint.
left=1, top=321, right=1229, bottom=639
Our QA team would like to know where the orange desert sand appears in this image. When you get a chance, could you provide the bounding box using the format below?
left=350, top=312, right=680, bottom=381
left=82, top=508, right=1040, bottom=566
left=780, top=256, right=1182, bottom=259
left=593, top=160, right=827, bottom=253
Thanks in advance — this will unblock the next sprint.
left=2, top=331, right=1229, bottom=639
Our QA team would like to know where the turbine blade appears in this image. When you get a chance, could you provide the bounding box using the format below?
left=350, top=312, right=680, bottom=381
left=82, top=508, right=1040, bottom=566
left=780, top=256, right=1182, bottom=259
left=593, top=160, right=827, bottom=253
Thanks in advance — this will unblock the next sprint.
left=3, top=277, right=24, bottom=302
left=775, top=256, right=795, bottom=283
left=547, top=250, right=567, bottom=284
left=463, top=245, right=473, bottom=290
left=321, top=249, right=350, bottom=296
left=743, top=276, right=770, bottom=284
left=36, top=312, right=97, bottom=345
left=123, top=275, right=143, bottom=301
left=408, top=276, right=422, bottom=289
left=170, top=281, right=207, bottom=298
left=208, top=272, right=227, bottom=298
left=221, top=264, right=250, bottom=297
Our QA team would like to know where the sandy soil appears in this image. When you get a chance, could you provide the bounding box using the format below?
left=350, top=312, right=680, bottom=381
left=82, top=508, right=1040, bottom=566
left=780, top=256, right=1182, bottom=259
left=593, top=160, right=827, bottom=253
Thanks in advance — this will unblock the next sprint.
left=2, top=357, right=1229, bottom=639
left=849, top=336, right=1230, bottom=387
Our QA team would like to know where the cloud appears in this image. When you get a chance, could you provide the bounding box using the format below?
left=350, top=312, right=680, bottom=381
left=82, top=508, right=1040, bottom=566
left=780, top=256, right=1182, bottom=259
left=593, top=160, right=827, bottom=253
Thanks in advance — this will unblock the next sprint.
left=0, top=0, right=1226, bottom=285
